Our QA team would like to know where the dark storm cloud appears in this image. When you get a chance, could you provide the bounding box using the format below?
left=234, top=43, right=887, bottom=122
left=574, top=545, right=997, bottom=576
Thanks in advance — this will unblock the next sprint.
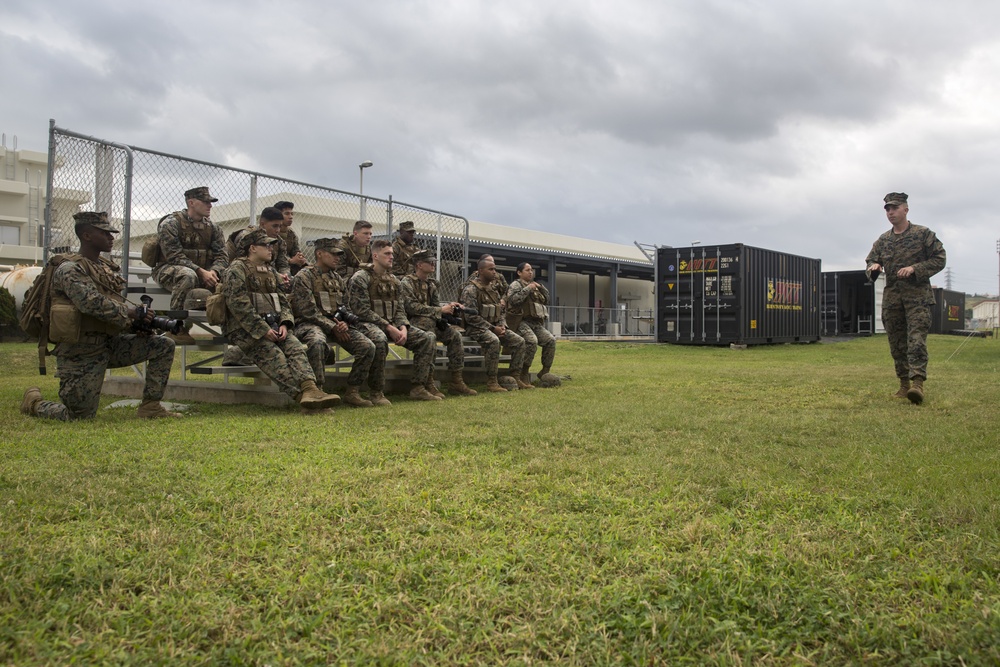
left=4, top=0, right=1000, bottom=292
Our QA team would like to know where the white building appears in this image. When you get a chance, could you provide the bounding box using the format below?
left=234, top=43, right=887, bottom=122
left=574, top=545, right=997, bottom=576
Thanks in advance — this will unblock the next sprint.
left=0, top=139, right=656, bottom=324
left=0, top=141, right=47, bottom=266
left=972, top=299, right=998, bottom=329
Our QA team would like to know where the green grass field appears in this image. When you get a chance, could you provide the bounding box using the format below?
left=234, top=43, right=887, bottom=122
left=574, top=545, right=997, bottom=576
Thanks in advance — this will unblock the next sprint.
left=1, top=336, right=998, bottom=665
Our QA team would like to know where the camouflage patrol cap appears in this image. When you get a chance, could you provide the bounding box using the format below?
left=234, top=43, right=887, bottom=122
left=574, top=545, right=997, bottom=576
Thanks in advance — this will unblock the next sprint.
left=313, top=237, right=344, bottom=255
left=73, top=211, right=119, bottom=234
left=398, top=220, right=415, bottom=232
left=883, top=192, right=908, bottom=207
left=184, top=186, right=219, bottom=203
left=238, top=227, right=279, bottom=255
left=412, top=249, right=436, bottom=264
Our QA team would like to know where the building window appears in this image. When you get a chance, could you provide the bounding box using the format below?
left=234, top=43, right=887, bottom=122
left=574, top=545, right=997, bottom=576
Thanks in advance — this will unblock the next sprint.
left=0, top=225, right=21, bottom=245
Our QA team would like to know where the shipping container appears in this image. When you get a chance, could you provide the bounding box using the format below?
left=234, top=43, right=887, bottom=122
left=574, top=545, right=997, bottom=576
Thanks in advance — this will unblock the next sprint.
left=657, top=244, right=821, bottom=345
left=931, top=288, right=966, bottom=334
left=820, top=270, right=878, bottom=336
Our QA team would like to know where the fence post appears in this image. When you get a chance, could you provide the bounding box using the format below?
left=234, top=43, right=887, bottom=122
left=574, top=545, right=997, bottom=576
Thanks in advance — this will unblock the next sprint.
left=43, top=120, right=57, bottom=265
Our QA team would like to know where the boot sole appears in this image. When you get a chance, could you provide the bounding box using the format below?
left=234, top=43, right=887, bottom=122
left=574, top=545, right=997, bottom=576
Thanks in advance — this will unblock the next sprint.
left=301, top=396, right=341, bottom=410
left=906, top=390, right=923, bottom=405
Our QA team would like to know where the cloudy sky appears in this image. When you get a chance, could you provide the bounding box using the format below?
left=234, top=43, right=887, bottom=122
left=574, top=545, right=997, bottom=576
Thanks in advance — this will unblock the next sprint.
left=4, top=0, right=999, bottom=293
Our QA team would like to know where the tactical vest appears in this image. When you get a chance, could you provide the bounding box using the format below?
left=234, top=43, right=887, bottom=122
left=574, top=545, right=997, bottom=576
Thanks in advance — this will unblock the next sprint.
left=167, top=212, right=215, bottom=269
left=475, top=280, right=502, bottom=324
left=392, top=240, right=417, bottom=275
left=409, top=275, right=434, bottom=306
left=341, top=234, right=371, bottom=268
left=365, top=268, right=398, bottom=321
left=239, top=259, right=281, bottom=315
left=49, top=254, right=127, bottom=342
left=311, top=269, right=344, bottom=316
left=520, top=284, right=548, bottom=321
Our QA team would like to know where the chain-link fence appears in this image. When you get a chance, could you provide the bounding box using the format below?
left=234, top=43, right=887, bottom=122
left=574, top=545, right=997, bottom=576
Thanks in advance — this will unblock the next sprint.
left=44, top=121, right=470, bottom=300
left=551, top=306, right=655, bottom=338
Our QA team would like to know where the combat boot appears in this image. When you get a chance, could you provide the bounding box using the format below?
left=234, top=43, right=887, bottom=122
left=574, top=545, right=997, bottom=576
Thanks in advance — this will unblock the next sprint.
left=301, top=407, right=333, bottom=415
left=448, top=371, right=477, bottom=396
left=297, top=380, right=341, bottom=410
left=136, top=400, right=183, bottom=419
left=369, top=391, right=393, bottom=407
left=515, top=375, right=535, bottom=390
left=343, top=386, right=374, bottom=408
left=167, top=331, right=198, bottom=346
left=892, top=377, right=910, bottom=398
left=424, top=380, right=446, bottom=399
left=409, top=385, right=443, bottom=401
left=485, top=375, right=508, bottom=393
left=20, top=387, right=42, bottom=416
left=907, top=378, right=925, bottom=405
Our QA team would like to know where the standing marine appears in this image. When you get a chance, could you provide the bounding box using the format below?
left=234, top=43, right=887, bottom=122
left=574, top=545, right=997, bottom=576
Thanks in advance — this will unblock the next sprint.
left=865, top=192, right=946, bottom=404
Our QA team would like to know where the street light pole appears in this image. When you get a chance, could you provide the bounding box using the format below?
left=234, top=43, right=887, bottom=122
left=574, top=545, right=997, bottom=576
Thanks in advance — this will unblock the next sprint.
left=359, top=160, right=373, bottom=221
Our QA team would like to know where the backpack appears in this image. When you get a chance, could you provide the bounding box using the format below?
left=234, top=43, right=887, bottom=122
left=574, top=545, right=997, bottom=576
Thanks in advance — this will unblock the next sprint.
left=140, top=214, right=175, bottom=267
left=205, top=284, right=227, bottom=326
left=19, top=253, right=80, bottom=375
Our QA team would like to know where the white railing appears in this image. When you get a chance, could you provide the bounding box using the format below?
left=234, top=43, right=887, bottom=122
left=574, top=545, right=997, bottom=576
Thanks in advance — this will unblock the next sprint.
left=549, top=306, right=654, bottom=338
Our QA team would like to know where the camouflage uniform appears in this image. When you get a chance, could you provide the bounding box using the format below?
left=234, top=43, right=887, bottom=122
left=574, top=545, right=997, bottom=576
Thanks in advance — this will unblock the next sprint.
left=461, top=278, right=525, bottom=377
left=392, top=238, right=420, bottom=278
left=151, top=211, right=228, bottom=310
left=866, top=220, right=946, bottom=381
left=290, top=264, right=377, bottom=389
left=506, top=279, right=556, bottom=374
left=225, top=226, right=290, bottom=277
left=347, top=265, right=436, bottom=390
left=336, top=234, right=372, bottom=282
left=466, top=269, right=508, bottom=303
left=279, top=227, right=305, bottom=275
left=223, top=255, right=316, bottom=401
left=34, top=255, right=175, bottom=421
left=400, top=273, right=465, bottom=371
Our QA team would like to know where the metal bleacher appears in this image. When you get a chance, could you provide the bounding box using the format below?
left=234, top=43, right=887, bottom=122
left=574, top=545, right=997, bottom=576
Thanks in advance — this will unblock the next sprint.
left=104, top=265, right=507, bottom=406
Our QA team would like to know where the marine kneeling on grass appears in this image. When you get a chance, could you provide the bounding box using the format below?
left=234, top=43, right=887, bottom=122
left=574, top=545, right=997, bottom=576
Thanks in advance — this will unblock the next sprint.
left=289, top=238, right=377, bottom=408
left=21, top=212, right=181, bottom=421
left=223, top=228, right=341, bottom=414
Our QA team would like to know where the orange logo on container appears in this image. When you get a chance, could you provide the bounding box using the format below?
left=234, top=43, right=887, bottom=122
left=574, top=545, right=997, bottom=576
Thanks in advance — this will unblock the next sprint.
left=948, top=304, right=960, bottom=321
left=678, top=258, right=718, bottom=273
left=766, top=278, right=803, bottom=311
